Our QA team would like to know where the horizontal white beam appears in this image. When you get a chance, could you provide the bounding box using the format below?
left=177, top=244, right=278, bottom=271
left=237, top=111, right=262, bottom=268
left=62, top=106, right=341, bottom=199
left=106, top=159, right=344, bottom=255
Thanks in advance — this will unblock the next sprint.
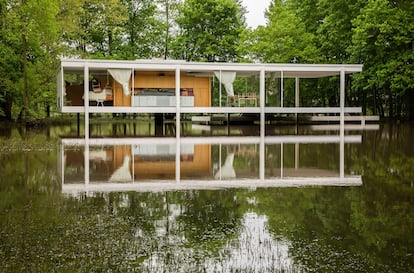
left=310, top=115, right=380, bottom=121
left=61, top=59, right=363, bottom=76
left=181, top=107, right=260, bottom=114
left=88, top=106, right=177, bottom=113
left=310, top=124, right=380, bottom=131
left=61, top=106, right=85, bottom=113
left=62, top=106, right=177, bottom=113
left=191, top=116, right=211, bottom=122
left=61, top=106, right=362, bottom=114
left=265, top=107, right=362, bottom=114
left=62, top=176, right=362, bottom=194
left=264, top=135, right=362, bottom=144
left=61, top=135, right=361, bottom=146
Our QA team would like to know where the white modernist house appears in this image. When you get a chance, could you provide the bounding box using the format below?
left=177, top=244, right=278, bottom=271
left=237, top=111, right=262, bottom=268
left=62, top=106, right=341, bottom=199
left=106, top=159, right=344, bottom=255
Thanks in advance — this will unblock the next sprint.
left=57, top=59, right=367, bottom=188
left=57, top=58, right=364, bottom=135
left=60, top=134, right=362, bottom=194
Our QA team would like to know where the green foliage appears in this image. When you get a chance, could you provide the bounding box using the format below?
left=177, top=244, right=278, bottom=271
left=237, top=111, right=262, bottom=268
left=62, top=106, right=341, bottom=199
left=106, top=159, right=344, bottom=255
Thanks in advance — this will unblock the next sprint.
left=156, top=0, right=182, bottom=59
left=0, top=0, right=61, bottom=120
left=75, top=0, right=128, bottom=57
left=172, top=0, right=245, bottom=62
left=1, top=124, right=414, bottom=271
left=349, top=0, right=414, bottom=118
left=316, top=0, right=363, bottom=63
left=121, top=0, right=164, bottom=59
left=245, top=0, right=414, bottom=119
left=1, top=0, right=413, bottom=120
left=249, top=0, right=320, bottom=63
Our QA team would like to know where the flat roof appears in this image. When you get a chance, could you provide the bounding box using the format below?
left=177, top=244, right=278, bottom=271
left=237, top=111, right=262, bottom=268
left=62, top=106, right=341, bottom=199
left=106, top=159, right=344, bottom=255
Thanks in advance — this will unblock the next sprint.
left=62, top=176, right=362, bottom=194
left=60, top=58, right=363, bottom=78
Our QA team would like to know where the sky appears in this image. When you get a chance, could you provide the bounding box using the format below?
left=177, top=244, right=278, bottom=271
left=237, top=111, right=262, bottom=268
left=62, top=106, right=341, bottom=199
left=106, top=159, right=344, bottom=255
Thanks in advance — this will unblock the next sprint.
left=241, top=0, right=272, bottom=28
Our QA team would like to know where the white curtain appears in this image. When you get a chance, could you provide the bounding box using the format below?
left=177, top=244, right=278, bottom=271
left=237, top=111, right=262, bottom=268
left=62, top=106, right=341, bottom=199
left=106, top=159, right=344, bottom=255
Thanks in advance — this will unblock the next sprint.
left=108, top=69, right=132, bottom=96
left=214, top=153, right=236, bottom=179
left=214, top=71, right=236, bottom=97
left=109, top=155, right=132, bottom=182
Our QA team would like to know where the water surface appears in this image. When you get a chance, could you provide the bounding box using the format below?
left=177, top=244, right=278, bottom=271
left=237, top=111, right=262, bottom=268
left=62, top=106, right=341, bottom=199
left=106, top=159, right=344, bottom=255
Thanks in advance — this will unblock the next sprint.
left=0, top=121, right=412, bottom=272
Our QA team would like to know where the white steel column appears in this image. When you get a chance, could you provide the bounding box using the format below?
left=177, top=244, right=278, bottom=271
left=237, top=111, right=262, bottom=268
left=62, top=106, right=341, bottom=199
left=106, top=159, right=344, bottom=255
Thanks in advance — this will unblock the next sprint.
left=59, top=66, right=64, bottom=109
left=339, top=69, right=345, bottom=178
left=131, top=68, right=134, bottom=106
left=60, top=143, right=64, bottom=187
left=132, top=148, right=135, bottom=184
left=295, top=143, right=299, bottom=169
left=219, top=70, right=222, bottom=107
left=84, top=64, right=89, bottom=139
left=218, top=144, right=222, bottom=180
left=84, top=63, right=90, bottom=186
left=295, top=77, right=300, bottom=108
left=295, top=77, right=300, bottom=121
left=340, top=126, right=345, bottom=179
left=84, top=138, right=90, bottom=186
left=280, top=143, right=284, bottom=179
left=260, top=69, right=265, bottom=181
left=175, top=66, right=181, bottom=183
left=281, top=71, right=284, bottom=107
left=340, top=69, right=345, bottom=130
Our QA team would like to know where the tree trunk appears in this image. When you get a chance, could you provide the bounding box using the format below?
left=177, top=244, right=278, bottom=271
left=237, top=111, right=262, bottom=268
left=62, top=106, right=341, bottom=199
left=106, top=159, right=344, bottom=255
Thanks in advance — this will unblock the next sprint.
left=129, top=14, right=135, bottom=51
left=0, top=94, right=12, bottom=120
left=164, top=0, right=170, bottom=59
left=362, top=88, right=367, bottom=115
left=22, top=33, right=28, bottom=123
left=408, top=90, right=414, bottom=121
left=46, top=102, right=50, bottom=118
left=21, top=0, right=28, bottom=123
left=346, top=76, right=352, bottom=106
left=395, top=94, right=401, bottom=120
left=388, top=89, right=393, bottom=119
left=373, top=86, right=378, bottom=116
left=108, top=29, right=113, bottom=56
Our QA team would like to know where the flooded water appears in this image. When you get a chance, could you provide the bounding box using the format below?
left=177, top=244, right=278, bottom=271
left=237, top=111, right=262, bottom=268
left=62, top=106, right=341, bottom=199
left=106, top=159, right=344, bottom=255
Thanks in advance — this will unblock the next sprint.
left=0, top=120, right=413, bottom=272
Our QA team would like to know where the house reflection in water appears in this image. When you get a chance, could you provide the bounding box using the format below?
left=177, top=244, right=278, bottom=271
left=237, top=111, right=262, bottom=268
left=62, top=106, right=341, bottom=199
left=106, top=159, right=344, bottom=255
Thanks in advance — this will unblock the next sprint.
left=62, top=141, right=211, bottom=182
left=60, top=130, right=363, bottom=194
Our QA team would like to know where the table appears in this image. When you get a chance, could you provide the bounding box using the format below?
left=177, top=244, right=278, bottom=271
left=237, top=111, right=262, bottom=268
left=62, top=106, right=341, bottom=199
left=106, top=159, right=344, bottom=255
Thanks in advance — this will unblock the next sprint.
left=237, top=95, right=257, bottom=107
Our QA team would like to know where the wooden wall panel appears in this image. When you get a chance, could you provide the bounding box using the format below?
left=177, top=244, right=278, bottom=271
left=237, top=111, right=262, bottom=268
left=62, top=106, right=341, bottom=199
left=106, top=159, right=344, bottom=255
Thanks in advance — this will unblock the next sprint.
left=133, top=144, right=211, bottom=179
left=131, top=71, right=211, bottom=107
left=66, top=85, right=84, bottom=106
left=113, top=145, right=132, bottom=172
left=113, top=82, right=131, bottom=107
left=181, top=144, right=211, bottom=175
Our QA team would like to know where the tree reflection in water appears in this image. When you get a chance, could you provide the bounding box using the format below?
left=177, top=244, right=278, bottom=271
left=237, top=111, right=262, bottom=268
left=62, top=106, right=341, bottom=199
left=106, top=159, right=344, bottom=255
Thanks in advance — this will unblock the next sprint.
left=0, top=123, right=412, bottom=272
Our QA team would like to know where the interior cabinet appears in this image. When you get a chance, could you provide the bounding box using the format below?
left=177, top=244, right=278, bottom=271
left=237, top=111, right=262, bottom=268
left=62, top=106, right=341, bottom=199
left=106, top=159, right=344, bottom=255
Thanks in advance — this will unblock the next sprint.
left=133, top=88, right=194, bottom=107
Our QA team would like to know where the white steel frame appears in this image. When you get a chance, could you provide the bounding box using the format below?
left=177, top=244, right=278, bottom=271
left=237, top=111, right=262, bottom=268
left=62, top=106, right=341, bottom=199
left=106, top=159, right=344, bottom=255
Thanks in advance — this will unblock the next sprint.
left=60, top=128, right=362, bottom=194
left=58, top=59, right=363, bottom=141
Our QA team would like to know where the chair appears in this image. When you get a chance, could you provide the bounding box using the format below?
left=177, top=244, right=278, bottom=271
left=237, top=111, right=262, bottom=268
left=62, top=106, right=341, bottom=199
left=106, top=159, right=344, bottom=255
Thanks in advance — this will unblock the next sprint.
left=227, top=95, right=236, bottom=106
left=96, top=99, right=104, bottom=106
left=247, top=93, right=257, bottom=106
left=91, top=78, right=102, bottom=93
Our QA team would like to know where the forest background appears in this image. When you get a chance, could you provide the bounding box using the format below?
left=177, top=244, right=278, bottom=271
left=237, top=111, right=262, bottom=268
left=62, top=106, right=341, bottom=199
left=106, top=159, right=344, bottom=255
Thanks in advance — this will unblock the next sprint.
left=0, top=0, right=413, bottom=122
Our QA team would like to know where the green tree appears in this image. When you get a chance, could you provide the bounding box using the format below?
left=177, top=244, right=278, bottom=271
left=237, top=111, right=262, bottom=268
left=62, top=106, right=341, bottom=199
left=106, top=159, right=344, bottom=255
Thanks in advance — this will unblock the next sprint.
left=249, top=0, right=320, bottom=63
left=157, top=0, right=182, bottom=59
left=290, top=0, right=322, bottom=34
left=315, top=0, right=363, bottom=63
left=75, top=0, right=127, bottom=57
left=0, top=1, right=20, bottom=120
left=0, top=0, right=60, bottom=121
left=172, top=0, right=246, bottom=62
left=349, top=0, right=414, bottom=119
left=120, top=0, right=164, bottom=59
